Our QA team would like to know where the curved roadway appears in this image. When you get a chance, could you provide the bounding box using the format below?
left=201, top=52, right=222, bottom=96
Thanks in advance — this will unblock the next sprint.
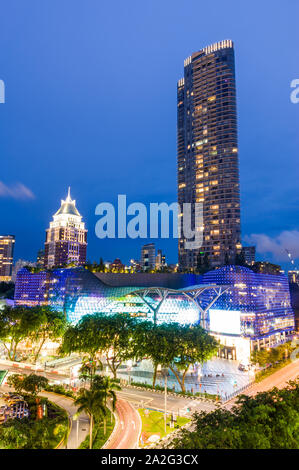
left=105, top=398, right=141, bottom=449
left=246, top=359, right=299, bottom=395
left=224, top=359, right=299, bottom=410
left=40, top=391, right=89, bottom=449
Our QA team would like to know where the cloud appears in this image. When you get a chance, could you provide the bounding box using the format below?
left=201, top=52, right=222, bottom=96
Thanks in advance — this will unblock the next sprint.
left=0, top=182, right=35, bottom=200
left=245, top=230, right=299, bottom=262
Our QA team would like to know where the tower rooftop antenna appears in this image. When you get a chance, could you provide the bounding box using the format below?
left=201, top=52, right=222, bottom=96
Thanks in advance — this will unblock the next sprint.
left=66, top=186, right=71, bottom=201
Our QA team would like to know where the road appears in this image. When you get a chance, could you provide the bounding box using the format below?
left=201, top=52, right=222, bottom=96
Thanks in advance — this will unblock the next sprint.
left=40, top=391, right=89, bottom=449
left=117, top=386, right=217, bottom=416
left=246, top=359, right=299, bottom=395
left=104, top=398, right=141, bottom=449
left=0, top=359, right=68, bottom=382
left=103, top=386, right=216, bottom=449
left=2, top=358, right=298, bottom=449
left=224, top=359, right=299, bottom=409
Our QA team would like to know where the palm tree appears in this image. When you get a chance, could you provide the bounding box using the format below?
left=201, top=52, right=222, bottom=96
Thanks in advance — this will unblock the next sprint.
left=79, top=356, right=103, bottom=388
left=74, top=388, right=106, bottom=449
left=92, top=375, right=121, bottom=435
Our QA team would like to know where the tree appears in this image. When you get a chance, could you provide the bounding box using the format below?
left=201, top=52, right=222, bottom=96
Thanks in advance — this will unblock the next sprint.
left=0, top=282, right=14, bottom=299
left=30, top=306, right=68, bottom=363
left=60, top=316, right=103, bottom=363
left=98, top=258, right=105, bottom=272
left=74, top=389, right=106, bottom=449
left=7, top=373, right=48, bottom=398
left=7, top=373, right=26, bottom=394
left=0, top=306, right=42, bottom=361
left=133, top=320, right=172, bottom=388
left=96, top=313, right=138, bottom=378
left=79, top=356, right=103, bottom=387
left=0, top=418, right=31, bottom=448
left=7, top=373, right=48, bottom=420
left=165, top=380, right=299, bottom=449
left=0, top=411, right=66, bottom=449
left=164, top=323, right=218, bottom=393
left=61, top=313, right=139, bottom=379
left=134, top=322, right=218, bottom=393
left=21, top=374, right=49, bottom=399
left=251, top=348, right=269, bottom=367
left=251, top=343, right=294, bottom=368
left=92, top=375, right=121, bottom=434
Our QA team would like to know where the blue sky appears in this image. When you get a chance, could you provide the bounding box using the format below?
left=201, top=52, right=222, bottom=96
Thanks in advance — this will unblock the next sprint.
left=0, top=0, right=298, bottom=268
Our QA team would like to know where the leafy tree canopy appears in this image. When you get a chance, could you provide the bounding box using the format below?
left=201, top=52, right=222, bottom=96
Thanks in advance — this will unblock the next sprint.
left=7, top=373, right=48, bottom=398
left=0, top=306, right=67, bottom=362
left=165, top=380, right=299, bottom=449
left=0, top=306, right=42, bottom=361
left=61, top=313, right=140, bottom=378
left=132, top=322, right=218, bottom=392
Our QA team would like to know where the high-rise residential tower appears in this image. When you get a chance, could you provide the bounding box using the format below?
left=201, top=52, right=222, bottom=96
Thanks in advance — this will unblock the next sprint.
left=0, top=235, right=15, bottom=282
left=177, top=40, right=241, bottom=269
left=44, top=188, right=87, bottom=269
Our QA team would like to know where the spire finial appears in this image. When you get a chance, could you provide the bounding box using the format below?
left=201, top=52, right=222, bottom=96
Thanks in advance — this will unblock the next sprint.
left=66, top=186, right=71, bottom=201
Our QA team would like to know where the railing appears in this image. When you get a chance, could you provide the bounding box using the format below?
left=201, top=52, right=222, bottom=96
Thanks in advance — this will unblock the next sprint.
left=221, top=380, right=255, bottom=403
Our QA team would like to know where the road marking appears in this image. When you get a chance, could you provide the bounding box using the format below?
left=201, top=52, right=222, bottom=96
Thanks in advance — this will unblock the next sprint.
left=117, top=391, right=153, bottom=406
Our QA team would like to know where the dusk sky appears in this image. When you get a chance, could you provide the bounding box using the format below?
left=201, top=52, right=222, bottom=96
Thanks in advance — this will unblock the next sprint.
left=0, top=0, right=298, bottom=268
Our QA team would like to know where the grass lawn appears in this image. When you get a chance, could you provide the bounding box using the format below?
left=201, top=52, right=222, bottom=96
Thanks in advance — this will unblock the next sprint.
left=138, top=409, right=190, bottom=446
left=0, top=370, right=7, bottom=386
left=79, top=406, right=115, bottom=449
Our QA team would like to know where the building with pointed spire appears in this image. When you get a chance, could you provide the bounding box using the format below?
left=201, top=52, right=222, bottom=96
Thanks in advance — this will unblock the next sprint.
left=44, top=188, right=87, bottom=269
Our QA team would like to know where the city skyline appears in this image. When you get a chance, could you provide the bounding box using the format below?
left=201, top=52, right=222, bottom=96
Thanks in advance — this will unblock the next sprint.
left=0, top=1, right=298, bottom=455
left=0, top=1, right=298, bottom=269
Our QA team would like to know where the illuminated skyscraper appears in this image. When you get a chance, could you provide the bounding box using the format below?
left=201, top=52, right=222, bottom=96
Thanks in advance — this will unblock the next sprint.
left=44, top=188, right=87, bottom=268
left=0, top=235, right=15, bottom=282
left=177, top=40, right=241, bottom=269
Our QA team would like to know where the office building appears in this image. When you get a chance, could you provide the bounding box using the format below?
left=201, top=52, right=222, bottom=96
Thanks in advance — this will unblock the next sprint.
left=36, top=249, right=45, bottom=268
left=0, top=235, right=15, bottom=282
left=44, top=188, right=87, bottom=268
left=141, top=243, right=156, bottom=270
left=242, top=246, right=256, bottom=265
left=155, top=249, right=166, bottom=269
left=288, top=270, right=299, bottom=285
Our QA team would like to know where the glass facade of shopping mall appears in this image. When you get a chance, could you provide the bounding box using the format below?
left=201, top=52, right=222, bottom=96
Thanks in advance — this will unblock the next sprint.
left=14, top=266, right=294, bottom=349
